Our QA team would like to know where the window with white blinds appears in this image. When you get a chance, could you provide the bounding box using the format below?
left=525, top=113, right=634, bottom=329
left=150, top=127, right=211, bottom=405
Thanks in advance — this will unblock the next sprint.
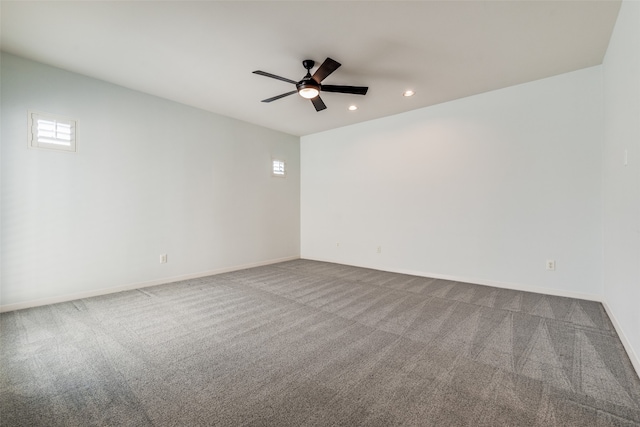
left=272, top=159, right=286, bottom=177
left=28, top=111, right=77, bottom=152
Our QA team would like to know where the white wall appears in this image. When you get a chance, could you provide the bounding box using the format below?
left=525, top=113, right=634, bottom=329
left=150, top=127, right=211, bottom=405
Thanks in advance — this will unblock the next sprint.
left=602, top=0, right=640, bottom=373
left=302, top=66, right=603, bottom=299
left=1, top=53, right=300, bottom=309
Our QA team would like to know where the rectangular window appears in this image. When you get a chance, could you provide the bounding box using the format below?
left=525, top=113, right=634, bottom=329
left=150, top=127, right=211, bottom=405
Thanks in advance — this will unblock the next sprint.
left=28, top=111, right=77, bottom=152
left=272, top=159, right=286, bottom=177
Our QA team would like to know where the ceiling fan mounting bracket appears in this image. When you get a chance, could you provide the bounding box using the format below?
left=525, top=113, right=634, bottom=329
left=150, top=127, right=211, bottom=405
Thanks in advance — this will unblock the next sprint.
left=302, top=59, right=315, bottom=71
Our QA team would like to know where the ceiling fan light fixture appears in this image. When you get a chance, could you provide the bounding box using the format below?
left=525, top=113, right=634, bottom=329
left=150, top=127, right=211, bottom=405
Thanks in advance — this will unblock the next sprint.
left=299, top=87, right=320, bottom=99
left=297, top=77, right=320, bottom=99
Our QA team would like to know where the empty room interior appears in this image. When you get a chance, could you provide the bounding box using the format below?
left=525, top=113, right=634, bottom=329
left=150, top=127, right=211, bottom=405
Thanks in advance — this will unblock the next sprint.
left=1, top=1, right=639, bottom=426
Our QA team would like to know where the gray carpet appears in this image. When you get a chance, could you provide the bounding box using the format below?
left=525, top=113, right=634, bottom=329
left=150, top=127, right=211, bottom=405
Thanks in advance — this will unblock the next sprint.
left=1, top=259, right=639, bottom=426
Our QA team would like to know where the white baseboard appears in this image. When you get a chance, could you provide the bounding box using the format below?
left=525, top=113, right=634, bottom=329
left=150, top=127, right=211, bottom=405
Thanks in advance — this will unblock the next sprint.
left=601, top=300, right=640, bottom=378
left=301, top=257, right=602, bottom=301
left=0, top=255, right=300, bottom=313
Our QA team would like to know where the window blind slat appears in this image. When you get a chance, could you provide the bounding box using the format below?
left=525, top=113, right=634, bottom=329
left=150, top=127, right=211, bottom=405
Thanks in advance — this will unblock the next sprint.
left=29, top=112, right=77, bottom=152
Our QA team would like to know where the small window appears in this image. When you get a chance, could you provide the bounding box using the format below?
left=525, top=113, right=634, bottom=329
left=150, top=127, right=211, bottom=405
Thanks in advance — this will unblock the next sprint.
left=28, top=111, right=77, bottom=152
left=272, top=159, right=286, bottom=177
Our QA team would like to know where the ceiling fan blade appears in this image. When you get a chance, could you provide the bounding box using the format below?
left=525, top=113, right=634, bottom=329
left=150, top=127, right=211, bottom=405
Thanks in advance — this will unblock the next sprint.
left=261, top=90, right=297, bottom=103
left=322, top=85, right=368, bottom=95
left=310, top=96, right=327, bottom=112
left=253, top=70, right=297, bottom=85
left=312, top=58, right=341, bottom=83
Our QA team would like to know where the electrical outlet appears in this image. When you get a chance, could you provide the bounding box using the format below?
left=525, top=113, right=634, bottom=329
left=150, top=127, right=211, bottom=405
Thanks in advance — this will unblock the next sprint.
left=377, top=246, right=382, bottom=254
left=336, top=242, right=340, bottom=248
left=546, top=259, right=555, bottom=271
left=160, top=254, right=168, bottom=264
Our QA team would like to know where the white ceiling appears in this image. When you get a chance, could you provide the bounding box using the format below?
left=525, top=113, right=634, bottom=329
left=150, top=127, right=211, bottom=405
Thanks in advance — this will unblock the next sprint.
left=1, top=1, right=621, bottom=137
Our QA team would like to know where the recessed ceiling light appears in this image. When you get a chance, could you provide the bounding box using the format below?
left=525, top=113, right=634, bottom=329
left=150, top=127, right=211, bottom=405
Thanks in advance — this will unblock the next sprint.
left=403, top=90, right=415, bottom=97
left=348, top=105, right=358, bottom=111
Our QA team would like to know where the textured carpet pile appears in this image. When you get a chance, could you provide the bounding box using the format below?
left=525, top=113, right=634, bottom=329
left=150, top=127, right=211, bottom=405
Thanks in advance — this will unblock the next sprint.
left=1, top=259, right=639, bottom=426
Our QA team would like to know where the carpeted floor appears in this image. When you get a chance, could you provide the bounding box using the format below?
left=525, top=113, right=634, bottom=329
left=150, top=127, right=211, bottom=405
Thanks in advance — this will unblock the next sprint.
left=1, top=259, right=639, bottom=426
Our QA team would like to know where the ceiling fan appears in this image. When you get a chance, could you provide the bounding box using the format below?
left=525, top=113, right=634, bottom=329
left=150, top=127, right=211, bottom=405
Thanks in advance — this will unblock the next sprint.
left=252, top=57, right=368, bottom=112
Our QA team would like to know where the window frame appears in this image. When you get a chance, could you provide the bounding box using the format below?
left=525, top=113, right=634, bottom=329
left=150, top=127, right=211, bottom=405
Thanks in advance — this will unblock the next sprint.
left=28, top=110, right=77, bottom=153
left=272, top=158, right=286, bottom=178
